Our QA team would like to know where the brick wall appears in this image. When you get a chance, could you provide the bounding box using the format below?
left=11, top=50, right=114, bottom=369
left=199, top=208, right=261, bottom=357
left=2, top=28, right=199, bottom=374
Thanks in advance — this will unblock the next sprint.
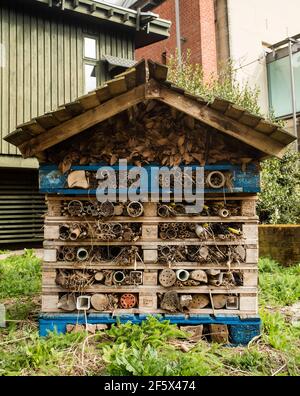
left=136, top=1, right=177, bottom=64
left=136, top=0, right=218, bottom=79
left=259, top=225, right=300, bottom=266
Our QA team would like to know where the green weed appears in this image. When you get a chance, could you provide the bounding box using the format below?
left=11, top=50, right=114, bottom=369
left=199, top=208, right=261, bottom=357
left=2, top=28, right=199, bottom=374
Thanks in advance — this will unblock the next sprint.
left=0, top=249, right=42, bottom=299
left=259, top=258, right=300, bottom=306
left=0, top=255, right=299, bottom=376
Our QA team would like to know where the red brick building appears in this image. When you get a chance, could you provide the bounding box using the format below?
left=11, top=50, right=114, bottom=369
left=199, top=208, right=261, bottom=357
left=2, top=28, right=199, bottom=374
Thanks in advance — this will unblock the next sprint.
left=136, top=0, right=218, bottom=79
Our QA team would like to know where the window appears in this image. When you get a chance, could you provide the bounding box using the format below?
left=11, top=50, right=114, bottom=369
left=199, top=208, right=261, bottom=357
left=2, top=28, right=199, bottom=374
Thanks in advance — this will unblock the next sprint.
left=267, top=51, right=300, bottom=118
left=84, top=37, right=97, bottom=59
left=84, top=64, right=97, bottom=92
left=83, top=36, right=98, bottom=93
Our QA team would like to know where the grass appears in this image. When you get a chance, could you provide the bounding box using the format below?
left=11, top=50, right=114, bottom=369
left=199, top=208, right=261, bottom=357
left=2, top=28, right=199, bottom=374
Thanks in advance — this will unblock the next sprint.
left=259, top=257, right=300, bottom=307
left=0, top=252, right=299, bottom=376
left=0, top=249, right=41, bottom=299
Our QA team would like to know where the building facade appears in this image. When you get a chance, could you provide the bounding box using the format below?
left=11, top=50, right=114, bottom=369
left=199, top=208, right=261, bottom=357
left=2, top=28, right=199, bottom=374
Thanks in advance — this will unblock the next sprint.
left=135, top=0, right=300, bottom=146
left=215, top=0, right=300, bottom=145
left=136, top=0, right=218, bottom=79
left=0, top=0, right=170, bottom=244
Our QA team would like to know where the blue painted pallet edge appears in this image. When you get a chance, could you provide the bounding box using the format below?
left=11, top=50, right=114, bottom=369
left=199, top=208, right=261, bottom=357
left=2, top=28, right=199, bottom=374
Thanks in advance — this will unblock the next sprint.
left=39, top=313, right=261, bottom=345
left=39, top=163, right=260, bottom=195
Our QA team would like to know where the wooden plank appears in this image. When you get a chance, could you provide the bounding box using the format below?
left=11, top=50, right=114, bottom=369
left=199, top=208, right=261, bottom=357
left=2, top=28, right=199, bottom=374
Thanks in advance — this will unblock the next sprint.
left=255, top=120, right=277, bottom=135
left=143, top=249, right=158, bottom=264
left=42, top=294, right=59, bottom=312
left=35, top=113, right=60, bottom=130
left=243, top=270, right=258, bottom=287
left=19, top=120, right=46, bottom=135
left=139, top=293, right=157, bottom=310
left=158, top=85, right=287, bottom=158
left=209, top=324, right=229, bottom=344
left=51, top=107, right=72, bottom=123
left=44, top=225, right=59, bottom=240
left=241, top=200, right=257, bottom=217
left=95, top=85, right=111, bottom=102
left=3, top=129, right=33, bottom=146
left=224, top=104, right=244, bottom=120
left=242, top=224, right=258, bottom=241
left=143, top=202, right=157, bottom=217
left=44, top=194, right=258, bottom=202
left=43, top=249, right=57, bottom=262
left=43, top=262, right=258, bottom=271
left=246, top=248, right=258, bottom=263
left=238, top=112, right=261, bottom=128
left=40, top=297, right=258, bottom=315
left=44, top=19, right=51, bottom=112
left=134, top=59, right=146, bottom=86
left=270, top=128, right=296, bottom=145
left=143, top=270, right=158, bottom=286
left=148, top=60, right=168, bottom=81
left=50, top=18, right=58, bottom=110
left=239, top=295, right=258, bottom=313
left=43, top=240, right=258, bottom=247
left=114, top=68, right=137, bottom=90
left=107, top=76, right=127, bottom=96
left=78, top=92, right=100, bottom=110
left=45, top=216, right=259, bottom=224
left=37, top=16, right=45, bottom=116
left=63, top=23, right=71, bottom=103
left=69, top=24, right=78, bottom=101
left=64, top=101, right=84, bottom=116
left=42, top=284, right=258, bottom=294
left=19, top=84, right=146, bottom=157
left=210, top=98, right=231, bottom=113
left=16, top=10, right=24, bottom=137
left=57, top=21, right=64, bottom=107
left=142, top=224, right=158, bottom=240
left=30, top=14, right=38, bottom=118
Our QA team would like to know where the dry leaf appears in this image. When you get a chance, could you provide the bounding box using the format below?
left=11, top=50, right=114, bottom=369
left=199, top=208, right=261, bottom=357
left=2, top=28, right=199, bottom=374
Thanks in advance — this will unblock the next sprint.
left=178, top=135, right=185, bottom=147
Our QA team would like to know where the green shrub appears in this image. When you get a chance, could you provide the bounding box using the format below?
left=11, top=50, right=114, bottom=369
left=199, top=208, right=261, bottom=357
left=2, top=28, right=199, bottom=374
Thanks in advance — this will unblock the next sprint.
left=258, top=151, right=300, bottom=224
left=168, top=51, right=279, bottom=123
left=102, top=342, right=223, bottom=376
left=0, top=330, right=86, bottom=376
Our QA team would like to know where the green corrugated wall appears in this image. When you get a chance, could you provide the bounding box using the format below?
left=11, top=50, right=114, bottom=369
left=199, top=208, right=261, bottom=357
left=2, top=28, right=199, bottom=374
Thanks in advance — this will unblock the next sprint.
left=0, top=2, right=134, bottom=244
left=0, top=168, right=46, bottom=244
left=0, top=2, right=135, bottom=155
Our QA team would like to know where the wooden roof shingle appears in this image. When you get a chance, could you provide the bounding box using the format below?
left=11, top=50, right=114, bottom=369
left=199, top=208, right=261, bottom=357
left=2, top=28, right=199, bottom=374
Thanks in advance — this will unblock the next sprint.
left=4, top=59, right=296, bottom=159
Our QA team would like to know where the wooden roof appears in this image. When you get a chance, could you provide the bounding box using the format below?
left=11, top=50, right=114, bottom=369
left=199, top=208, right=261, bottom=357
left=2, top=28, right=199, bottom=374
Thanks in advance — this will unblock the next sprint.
left=5, top=59, right=296, bottom=159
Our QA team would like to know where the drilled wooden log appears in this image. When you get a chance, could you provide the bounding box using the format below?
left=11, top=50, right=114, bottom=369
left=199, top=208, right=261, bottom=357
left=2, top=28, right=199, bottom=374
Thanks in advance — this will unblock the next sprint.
left=212, top=294, right=227, bottom=309
left=90, top=294, right=109, bottom=311
left=57, top=294, right=76, bottom=312
left=209, top=324, right=229, bottom=344
left=190, top=294, right=210, bottom=309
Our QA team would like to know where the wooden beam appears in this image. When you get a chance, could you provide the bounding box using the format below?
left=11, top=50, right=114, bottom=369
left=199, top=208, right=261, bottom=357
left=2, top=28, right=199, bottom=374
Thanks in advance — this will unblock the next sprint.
left=19, top=84, right=146, bottom=158
left=148, top=60, right=168, bottom=81
left=158, top=85, right=287, bottom=158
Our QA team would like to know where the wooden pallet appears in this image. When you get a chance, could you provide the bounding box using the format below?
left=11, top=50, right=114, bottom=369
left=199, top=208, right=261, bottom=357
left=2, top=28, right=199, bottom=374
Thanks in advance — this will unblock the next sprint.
left=45, top=195, right=258, bottom=219
left=41, top=293, right=258, bottom=315
left=41, top=197, right=259, bottom=318
left=43, top=245, right=259, bottom=264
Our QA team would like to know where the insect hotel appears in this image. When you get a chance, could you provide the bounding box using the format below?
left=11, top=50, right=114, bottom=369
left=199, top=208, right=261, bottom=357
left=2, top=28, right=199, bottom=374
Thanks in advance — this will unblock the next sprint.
left=5, top=60, right=295, bottom=344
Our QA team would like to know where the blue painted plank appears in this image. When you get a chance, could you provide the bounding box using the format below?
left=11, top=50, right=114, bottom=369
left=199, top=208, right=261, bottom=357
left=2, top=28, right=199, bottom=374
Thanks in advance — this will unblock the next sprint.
left=39, top=313, right=261, bottom=345
left=39, top=163, right=260, bottom=194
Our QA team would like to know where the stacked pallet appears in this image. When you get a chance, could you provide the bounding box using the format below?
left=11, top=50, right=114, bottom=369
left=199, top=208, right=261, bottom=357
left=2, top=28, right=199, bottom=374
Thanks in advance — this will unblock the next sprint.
left=42, top=192, right=259, bottom=319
